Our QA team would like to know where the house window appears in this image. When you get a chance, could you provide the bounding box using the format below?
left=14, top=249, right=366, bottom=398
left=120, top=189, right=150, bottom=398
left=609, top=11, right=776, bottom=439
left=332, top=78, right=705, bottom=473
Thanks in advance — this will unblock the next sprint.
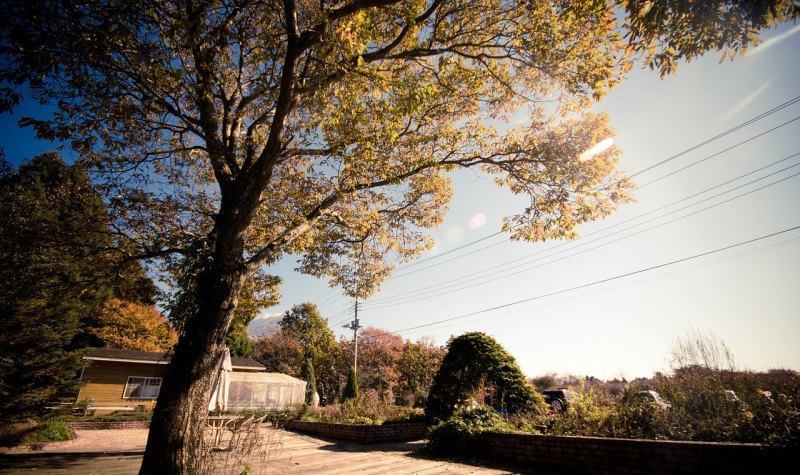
left=123, top=376, right=162, bottom=399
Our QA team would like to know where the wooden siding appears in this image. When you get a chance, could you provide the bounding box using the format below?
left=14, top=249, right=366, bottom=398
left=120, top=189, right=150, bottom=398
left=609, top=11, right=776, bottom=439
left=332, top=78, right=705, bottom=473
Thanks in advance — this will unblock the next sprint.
left=77, top=360, right=166, bottom=410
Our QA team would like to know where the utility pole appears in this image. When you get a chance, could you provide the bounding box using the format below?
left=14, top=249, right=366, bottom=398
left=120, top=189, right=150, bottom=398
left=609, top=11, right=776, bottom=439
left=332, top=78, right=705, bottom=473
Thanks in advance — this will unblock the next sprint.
left=343, top=241, right=365, bottom=375
left=342, top=300, right=362, bottom=373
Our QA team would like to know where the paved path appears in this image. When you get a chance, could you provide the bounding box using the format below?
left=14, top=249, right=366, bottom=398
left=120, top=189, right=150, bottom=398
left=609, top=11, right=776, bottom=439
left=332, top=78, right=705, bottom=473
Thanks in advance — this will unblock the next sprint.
left=0, top=429, right=537, bottom=474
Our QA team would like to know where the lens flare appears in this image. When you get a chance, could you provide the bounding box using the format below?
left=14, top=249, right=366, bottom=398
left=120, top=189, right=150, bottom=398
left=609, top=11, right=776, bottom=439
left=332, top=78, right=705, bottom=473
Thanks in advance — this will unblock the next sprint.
left=578, top=138, right=614, bottom=162
left=468, top=213, right=487, bottom=230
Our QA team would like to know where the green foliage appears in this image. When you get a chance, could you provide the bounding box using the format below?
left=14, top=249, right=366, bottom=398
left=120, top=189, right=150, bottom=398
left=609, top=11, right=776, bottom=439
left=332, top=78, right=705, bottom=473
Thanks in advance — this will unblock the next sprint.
left=621, top=0, right=799, bottom=76
left=396, top=337, right=445, bottom=408
left=341, top=367, right=359, bottom=403
left=536, top=370, right=800, bottom=447
left=305, top=358, right=318, bottom=404
left=547, top=382, right=615, bottom=437
left=606, top=388, right=672, bottom=440
left=302, top=390, right=424, bottom=425
left=427, top=406, right=515, bottom=456
left=226, top=327, right=253, bottom=358
left=62, top=411, right=153, bottom=423
left=426, top=332, right=538, bottom=422
left=280, top=303, right=339, bottom=404
left=657, top=370, right=745, bottom=441
left=0, top=153, right=152, bottom=418
left=20, top=419, right=75, bottom=445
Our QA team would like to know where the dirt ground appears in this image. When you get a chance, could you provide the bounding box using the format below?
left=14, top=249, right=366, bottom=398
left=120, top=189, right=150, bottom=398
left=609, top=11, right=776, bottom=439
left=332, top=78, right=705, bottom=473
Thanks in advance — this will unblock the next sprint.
left=0, top=429, right=539, bottom=474
left=0, top=429, right=149, bottom=455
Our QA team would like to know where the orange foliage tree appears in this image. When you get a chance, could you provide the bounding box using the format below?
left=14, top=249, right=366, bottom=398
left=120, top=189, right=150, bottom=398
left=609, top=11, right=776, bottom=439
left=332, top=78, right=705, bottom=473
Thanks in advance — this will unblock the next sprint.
left=92, top=299, right=177, bottom=352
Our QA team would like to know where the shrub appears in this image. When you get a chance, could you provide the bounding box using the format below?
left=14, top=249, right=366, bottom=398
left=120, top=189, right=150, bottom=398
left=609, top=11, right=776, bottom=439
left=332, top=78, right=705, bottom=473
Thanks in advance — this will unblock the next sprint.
left=427, top=406, right=514, bottom=456
left=603, top=388, right=671, bottom=440
left=743, top=388, right=799, bottom=447
left=341, top=367, right=359, bottom=403
left=21, top=419, right=75, bottom=445
left=657, top=369, right=750, bottom=442
left=302, top=390, right=424, bottom=425
left=426, top=332, right=538, bottom=422
left=548, top=382, right=615, bottom=437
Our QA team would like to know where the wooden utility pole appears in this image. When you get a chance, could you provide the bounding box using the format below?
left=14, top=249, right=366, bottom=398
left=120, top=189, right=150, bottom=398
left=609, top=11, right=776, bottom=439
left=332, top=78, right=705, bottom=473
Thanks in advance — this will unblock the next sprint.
left=342, top=301, right=362, bottom=372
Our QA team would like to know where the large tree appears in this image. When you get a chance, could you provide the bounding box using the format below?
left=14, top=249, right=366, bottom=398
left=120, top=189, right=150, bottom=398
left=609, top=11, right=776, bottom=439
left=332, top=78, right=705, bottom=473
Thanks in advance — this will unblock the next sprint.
left=0, top=0, right=795, bottom=471
left=349, top=327, right=404, bottom=397
left=91, top=298, right=178, bottom=352
left=251, top=329, right=305, bottom=376
left=280, top=303, right=340, bottom=403
left=397, top=337, right=445, bottom=407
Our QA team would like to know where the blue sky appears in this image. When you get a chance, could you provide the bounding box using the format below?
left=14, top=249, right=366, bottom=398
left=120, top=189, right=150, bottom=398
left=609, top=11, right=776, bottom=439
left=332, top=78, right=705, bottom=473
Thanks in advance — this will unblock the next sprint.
left=3, top=24, right=798, bottom=381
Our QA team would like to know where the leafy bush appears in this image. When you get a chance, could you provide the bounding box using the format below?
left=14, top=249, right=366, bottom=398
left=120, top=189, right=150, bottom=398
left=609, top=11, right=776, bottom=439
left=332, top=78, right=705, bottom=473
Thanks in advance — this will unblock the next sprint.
left=20, top=419, right=75, bottom=445
left=657, top=369, right=749, bottom=442
left=426, top=332, right=538, bottom=422
left=302, top=389, right=424, bottom=425
left=548, top=382, right=615, bottom=437
left=603, top=389, right=672, bottom=440
left=427, top=406, right=515, bottom=456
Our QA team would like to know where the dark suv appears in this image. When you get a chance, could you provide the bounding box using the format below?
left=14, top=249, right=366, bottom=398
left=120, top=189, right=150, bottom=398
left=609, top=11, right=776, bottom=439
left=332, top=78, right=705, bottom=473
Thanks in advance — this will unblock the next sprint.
left=541, top=389, right=573, bottom=412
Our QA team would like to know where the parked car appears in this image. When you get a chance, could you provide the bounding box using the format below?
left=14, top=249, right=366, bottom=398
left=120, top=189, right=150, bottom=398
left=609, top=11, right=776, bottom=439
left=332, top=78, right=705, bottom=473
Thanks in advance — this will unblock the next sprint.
left=634, top=390, right=671, bottom=409
left=541, top=389, right=573, bottom=412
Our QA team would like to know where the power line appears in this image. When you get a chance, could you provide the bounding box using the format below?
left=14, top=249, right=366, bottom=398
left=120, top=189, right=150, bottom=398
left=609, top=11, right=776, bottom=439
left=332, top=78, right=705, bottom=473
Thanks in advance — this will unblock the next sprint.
left=362, top=154, right=800, bottom=307
left=637, top=115, right=800, bottom=189
left=394, top=231, right=503, bottom=271
left=309, top=96, right=800, bottom=304
left=312, top=287, right=339, bottom=304
left=389, top=111, right=800, bottom=279
left=366, top=169, right=799, bottom=309
left=395, top=225, right=800, bottom=333
left=629, top=95, right=800, bottom=178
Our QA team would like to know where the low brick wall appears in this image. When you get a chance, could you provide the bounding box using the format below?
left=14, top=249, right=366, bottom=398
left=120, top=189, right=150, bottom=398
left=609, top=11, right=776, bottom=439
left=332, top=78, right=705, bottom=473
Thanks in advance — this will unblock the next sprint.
left=287, top=421, right=428, bottom=444
left=67, top=421, right=151, bottom=430
left=478, top=432, right=791, bottom=474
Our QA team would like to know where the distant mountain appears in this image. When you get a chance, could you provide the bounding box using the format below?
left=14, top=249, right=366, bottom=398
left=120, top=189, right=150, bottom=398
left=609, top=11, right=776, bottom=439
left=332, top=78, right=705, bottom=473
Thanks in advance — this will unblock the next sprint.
left=247, top=313, right=282, bottom=338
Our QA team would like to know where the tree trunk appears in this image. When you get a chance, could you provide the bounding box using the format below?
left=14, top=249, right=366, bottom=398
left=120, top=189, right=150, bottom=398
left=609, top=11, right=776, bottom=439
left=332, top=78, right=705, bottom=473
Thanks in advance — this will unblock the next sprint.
left=139, top=226, right=246, bottom=473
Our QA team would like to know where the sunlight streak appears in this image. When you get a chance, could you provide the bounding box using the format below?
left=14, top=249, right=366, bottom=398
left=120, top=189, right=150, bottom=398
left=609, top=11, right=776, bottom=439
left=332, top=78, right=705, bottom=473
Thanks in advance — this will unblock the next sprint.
left=578, top=138, right=614, bottom=162
left=748, top=24, right=800, bottom=56
left=721, top=80, right=773, bottom=121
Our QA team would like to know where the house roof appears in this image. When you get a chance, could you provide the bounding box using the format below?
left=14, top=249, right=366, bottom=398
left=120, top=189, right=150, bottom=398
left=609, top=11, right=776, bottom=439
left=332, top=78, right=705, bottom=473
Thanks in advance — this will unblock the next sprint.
left=228, top=372, right=306, bottom=384
left=84, top=347, right=265, bottom=371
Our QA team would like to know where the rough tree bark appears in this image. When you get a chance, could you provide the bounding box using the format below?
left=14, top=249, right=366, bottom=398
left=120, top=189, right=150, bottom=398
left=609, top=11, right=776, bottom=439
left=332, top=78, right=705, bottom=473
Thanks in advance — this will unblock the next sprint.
left=139, top=209, right=250, bottom=473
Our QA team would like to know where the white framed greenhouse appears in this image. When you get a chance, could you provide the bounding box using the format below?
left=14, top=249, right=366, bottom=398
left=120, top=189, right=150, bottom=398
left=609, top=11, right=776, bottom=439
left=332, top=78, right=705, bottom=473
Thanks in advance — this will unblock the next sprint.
left=223, top=372, right=306, bottom=410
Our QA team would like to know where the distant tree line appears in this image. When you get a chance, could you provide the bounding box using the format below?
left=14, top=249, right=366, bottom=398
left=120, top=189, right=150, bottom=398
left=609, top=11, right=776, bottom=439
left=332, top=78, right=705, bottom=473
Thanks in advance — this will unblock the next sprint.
left=251, top=302, right=445, bottom=407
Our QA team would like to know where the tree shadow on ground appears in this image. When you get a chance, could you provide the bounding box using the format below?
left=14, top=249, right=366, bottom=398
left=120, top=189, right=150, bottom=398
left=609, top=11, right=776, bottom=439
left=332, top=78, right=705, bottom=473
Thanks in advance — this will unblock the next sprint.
left=312, top=437, right=561, bottom=474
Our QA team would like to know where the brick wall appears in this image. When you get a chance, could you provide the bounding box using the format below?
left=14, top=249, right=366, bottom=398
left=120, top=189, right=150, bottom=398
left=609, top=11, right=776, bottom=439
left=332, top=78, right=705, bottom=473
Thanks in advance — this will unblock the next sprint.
left=478, top=432, right=792, bottom=474
left=287, top=421, right=428, bottom=444
left=67, top=421, right=151, bottom=430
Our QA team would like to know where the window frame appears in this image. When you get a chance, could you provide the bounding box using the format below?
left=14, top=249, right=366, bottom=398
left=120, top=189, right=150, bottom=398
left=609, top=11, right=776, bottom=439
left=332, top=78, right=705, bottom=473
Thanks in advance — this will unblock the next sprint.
left=122, top=376, right=162, bottom=399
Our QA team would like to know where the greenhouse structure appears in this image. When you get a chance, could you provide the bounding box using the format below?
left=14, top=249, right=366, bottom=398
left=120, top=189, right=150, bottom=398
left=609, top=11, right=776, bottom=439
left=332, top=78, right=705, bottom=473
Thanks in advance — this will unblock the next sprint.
left=222, top=372, right=307, bottom=410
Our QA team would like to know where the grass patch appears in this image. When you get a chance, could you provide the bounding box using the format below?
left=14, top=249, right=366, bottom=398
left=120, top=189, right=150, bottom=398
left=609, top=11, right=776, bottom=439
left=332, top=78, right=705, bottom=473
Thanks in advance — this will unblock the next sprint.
left=62, top=411, right=153, bottom=423
left=18, top=419, right=75, bottom=446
